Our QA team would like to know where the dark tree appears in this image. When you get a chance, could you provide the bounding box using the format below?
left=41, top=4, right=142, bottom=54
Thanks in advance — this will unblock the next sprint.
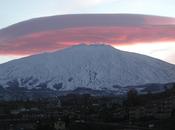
left=126, top=89, right=140, bottom=106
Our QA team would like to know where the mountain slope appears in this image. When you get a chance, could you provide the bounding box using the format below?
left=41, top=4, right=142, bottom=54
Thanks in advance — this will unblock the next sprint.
left=0, top=44, right=175, bottom=92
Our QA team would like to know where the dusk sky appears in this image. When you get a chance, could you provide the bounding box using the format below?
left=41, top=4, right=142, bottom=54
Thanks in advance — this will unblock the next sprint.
left=0, top=0, right=175, bottom=64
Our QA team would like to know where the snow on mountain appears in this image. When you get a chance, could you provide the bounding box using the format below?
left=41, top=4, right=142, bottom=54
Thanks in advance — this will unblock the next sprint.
left=0, top=44, right=175, bottom=92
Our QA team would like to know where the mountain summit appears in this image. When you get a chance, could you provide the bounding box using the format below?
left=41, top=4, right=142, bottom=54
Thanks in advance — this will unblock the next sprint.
left=0, top=44, right=175, bottom=93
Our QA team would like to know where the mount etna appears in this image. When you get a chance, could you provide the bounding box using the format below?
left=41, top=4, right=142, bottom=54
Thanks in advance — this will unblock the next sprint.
left=0, top=44, right=175, bottom=99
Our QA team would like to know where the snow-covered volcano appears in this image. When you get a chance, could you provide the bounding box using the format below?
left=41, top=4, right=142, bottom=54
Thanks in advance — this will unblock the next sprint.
left=0, top=44, right=175, bottom=93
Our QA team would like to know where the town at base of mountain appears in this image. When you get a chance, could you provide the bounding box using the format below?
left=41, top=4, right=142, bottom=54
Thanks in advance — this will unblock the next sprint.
left=0, top=84, right=175, bottom=130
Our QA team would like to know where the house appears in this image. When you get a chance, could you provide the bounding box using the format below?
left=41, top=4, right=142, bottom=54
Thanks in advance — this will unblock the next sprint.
left=129, top=106, right=145, bottom=120
left=11, top=122, right=36, bottom=130
left=54, top=120, right=66, bottom=130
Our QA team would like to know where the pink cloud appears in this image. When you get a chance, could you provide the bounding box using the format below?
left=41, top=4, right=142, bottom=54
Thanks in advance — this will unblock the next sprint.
left=0, top=25, right=175, bottom=55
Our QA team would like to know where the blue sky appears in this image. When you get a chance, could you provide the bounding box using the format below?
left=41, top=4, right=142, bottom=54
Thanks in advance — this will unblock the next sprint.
left=1, top=0, right=175, bottom=29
